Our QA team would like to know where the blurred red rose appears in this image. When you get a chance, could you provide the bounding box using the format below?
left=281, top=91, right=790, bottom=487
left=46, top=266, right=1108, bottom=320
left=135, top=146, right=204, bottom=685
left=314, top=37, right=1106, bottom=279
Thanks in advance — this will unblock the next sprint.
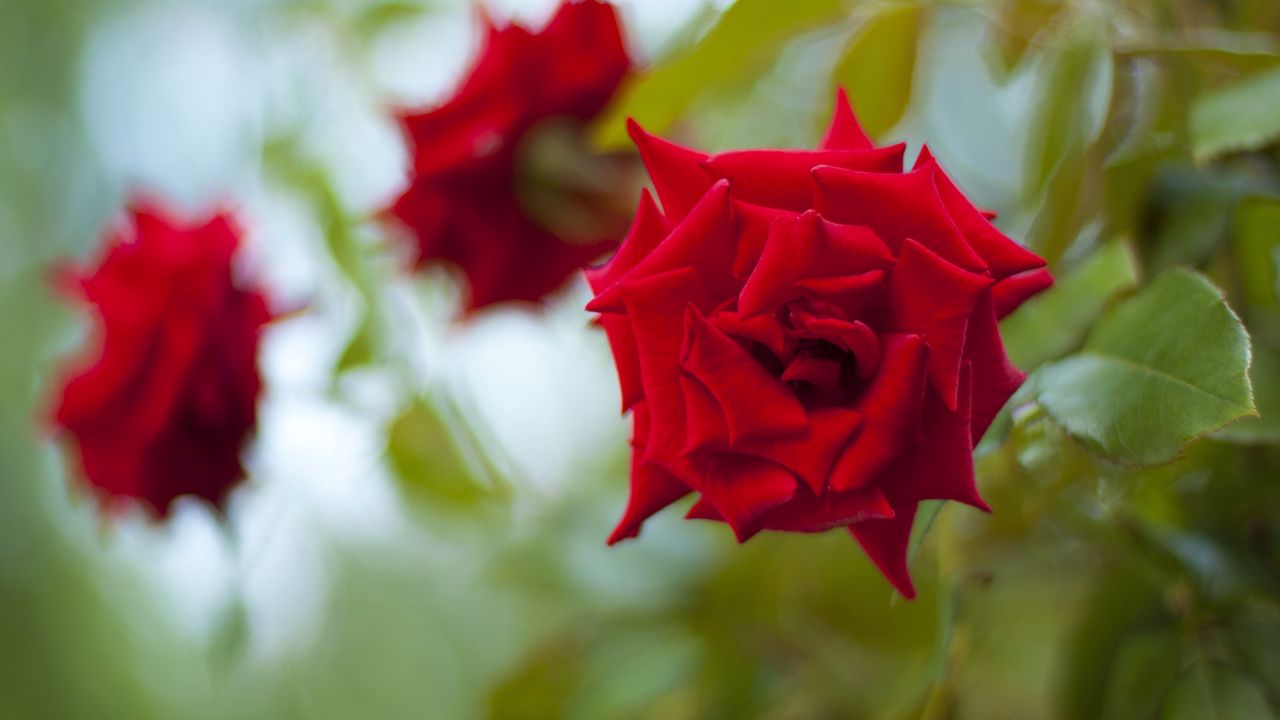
left=50, top=200, right=271, bottom=518
left=391, top=0, right=632, bottom=312
left=588, top=91, right=1052, bottom=597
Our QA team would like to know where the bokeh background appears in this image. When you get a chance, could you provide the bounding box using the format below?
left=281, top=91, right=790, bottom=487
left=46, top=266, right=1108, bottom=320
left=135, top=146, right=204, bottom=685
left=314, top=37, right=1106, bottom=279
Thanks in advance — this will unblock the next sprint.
left=3, top=0, right=1280, bottom=717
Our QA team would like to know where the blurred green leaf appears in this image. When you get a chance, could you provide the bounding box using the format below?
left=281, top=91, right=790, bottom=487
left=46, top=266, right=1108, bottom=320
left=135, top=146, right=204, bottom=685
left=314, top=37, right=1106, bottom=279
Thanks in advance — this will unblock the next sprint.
left=1098, top=626, right=1182, bottom=720
left=1035, top=269, right=1256, bottom=465
left=1161, top=664, right=1274, bottom=720
left=1192, top=65, right=1280, bottom=163
left=592, top=0, right=850, bottom=149
left=1023, top=38, right=1112, bottom=263
left=387, top=395, right=491, bottom=506
left=829, top=4, right=924, bottom=140
left=1144, top=165, right=1272, bottom=275
left=1025, top=38, right=1111, bottom=200
left=1234, top=197, right=1280, bottom=307
left=908, top=499, right=944, bottom=566
left=1001, top=240, right=1139, bottom=369
left=335, top=311, right=377, bottom=372
left=209, top=595, right=250, bottom=676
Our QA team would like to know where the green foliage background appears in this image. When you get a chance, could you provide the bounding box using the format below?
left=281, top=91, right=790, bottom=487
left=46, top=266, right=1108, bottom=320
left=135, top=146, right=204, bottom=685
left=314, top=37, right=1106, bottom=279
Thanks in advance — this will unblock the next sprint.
left=2, top=0, right=1279, bottom=718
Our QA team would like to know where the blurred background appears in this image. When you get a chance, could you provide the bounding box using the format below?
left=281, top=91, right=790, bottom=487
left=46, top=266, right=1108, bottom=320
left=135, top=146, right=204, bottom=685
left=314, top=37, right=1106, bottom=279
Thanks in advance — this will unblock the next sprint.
left=2, top=0, right=1280, bottom=717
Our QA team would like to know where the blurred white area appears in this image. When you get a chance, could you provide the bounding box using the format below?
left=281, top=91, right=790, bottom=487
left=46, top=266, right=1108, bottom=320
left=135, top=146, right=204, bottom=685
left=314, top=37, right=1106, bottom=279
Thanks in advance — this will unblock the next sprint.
left=74, top=0, right=715, bottom=662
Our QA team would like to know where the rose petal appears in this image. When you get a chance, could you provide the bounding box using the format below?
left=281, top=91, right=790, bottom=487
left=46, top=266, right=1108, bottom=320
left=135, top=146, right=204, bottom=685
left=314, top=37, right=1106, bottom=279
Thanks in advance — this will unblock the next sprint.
left=762, top=484, right=893, bottom=533
left=885, top=239, right=992, bottom=409
left=626, top=119, right=713, bottom=220
left=812, top=164, right=987, bottom=273
left=963, top=291, right=1025, bottom=441
left=850, top=502, right=919, bottom=598
left=704, top=145, right=904, bottom=210
left=829, top=334, right=929, bottom=493
left=608, top=455, right=692, bottom=544
left=696, top=455, right=797, bottom=542
left=819, top=87, right=876, bottom=151
left=680, top=307, right=809, bottom=445
left=916, top=147, right=1045, bottom=279
left=992, top=267, right=1054, bottom=318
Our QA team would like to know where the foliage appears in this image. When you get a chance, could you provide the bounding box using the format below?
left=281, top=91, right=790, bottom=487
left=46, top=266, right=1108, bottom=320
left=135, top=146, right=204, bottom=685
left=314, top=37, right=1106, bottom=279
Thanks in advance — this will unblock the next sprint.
left=1, top=0, right=1279, bottom=718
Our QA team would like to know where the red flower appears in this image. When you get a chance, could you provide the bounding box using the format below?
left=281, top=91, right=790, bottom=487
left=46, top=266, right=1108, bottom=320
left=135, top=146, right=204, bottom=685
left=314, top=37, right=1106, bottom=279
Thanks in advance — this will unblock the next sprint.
left=391, top=0, right=632, bottom=312
left=588, top=92, right=1052, bottom=597
left=50, top=200, right=271, bottom=518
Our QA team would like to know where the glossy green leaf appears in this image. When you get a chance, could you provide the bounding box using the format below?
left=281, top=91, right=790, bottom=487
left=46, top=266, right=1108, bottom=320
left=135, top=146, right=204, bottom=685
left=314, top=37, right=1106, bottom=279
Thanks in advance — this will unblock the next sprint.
left=591, top=0, right=849, bottom=149
left=1035, top=269, right=1256, bottom=465
left=1161, top=664, right=1274, bottom=720
left=829, top=4, right=924, bottom=140
left=1191, top=65, right=1280, bottom=162
left=1001, top=240, right=1139, bottom=370
left=1215, top=344, right=1280, bottom=443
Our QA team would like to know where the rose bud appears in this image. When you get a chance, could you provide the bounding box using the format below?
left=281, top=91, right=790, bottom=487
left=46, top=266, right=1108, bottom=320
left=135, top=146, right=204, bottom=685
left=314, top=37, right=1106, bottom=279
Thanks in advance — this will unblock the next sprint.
left=588, top=90, right=1052, bottom=598
left=390, top=0, right=635, bottom=313
left=49, top=199, right=271, bottom=519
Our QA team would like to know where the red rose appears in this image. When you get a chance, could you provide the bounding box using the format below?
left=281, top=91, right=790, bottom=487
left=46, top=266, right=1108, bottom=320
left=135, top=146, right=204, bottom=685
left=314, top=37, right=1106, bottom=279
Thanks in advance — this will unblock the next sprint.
left=50, top=200, right=271, bottom=518
left=390, top=0, right=632, bottom=312
left=588, top=92, right=1052, bottom=597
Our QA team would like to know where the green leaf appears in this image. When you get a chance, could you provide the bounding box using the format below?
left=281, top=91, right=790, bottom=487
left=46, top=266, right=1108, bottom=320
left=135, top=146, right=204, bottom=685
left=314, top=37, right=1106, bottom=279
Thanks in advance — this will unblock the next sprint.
left=1098, top=627, right=1182, bottom=720
left=1215, top=344, right=1280, bottom=444
left=1233, top=197, right=1280, bottom=308
left=1034, top=269, right=1256, bottom=465
left=1191, top=65, right=1280, bottom=162
left=1001, top=240, right=1140, bottom=370
left=1022, top=38, right=1112, bottom=263
left=591, top=0, right=849, bottom=149
left=829, top=4, right=924, bottom=140
left=386, top=396, right=490, bottom=506
left=1161, top=664, right=1274, bottom=720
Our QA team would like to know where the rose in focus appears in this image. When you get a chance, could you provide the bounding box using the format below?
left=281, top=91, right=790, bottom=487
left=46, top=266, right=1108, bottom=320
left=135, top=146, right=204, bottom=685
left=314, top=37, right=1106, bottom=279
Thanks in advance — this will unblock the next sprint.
left=50, top=201, right=271, bottom=518
left=588, top=92, right=1052, bottom=597
left=391, top=0, right=632, bottom=312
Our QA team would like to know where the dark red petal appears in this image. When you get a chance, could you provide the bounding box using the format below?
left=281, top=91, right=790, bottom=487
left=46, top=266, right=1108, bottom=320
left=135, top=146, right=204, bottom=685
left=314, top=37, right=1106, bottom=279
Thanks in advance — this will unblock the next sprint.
left=885, top=240, right=992, bottom=409
left=598, top=314, right=644, bottom=412
left=735, top=407, right=862, bottom=495
left=685, top=497, right=725, bottom=521
left=713, top=310, right=789, bottom=358
left=536, top=0, right=631, bottom=119
left=964, top=291, right=1025, bottom=441
left=916, top=147, right=1046, bottom=279
left=608, top=456, right=691, bottom=544
left=679, top=374, right=730, bottom=455
left=884, top=364, right=988, bottom=511
left=627, top=119, right=713, bottom=220
left=586, top=188, right=669, bottom=294
left=850, top=502, right=918, bottom=598
left=819, top=87, right=875, bottom=151
left=680, top=308, right=808, bottom=445
left=616, top=267, right=716, bottom=464
left=812, top=164, right=987, bottom=273
left=697, top=455, right=797, bottom=542
left=830, top=334, right=929, bottom=493
left=789, top=313, right=881, bottom=379
left=762, top=484, right=893, bottom=533
left=588, top=180, right=736, bottom=313
left=782, top=355, right=843, bottom=392
left=992, top=268, right=1054, bottom=318
left=703, top=145, right=904, bottom=210
left=739, top=211, right=891, bottom=317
